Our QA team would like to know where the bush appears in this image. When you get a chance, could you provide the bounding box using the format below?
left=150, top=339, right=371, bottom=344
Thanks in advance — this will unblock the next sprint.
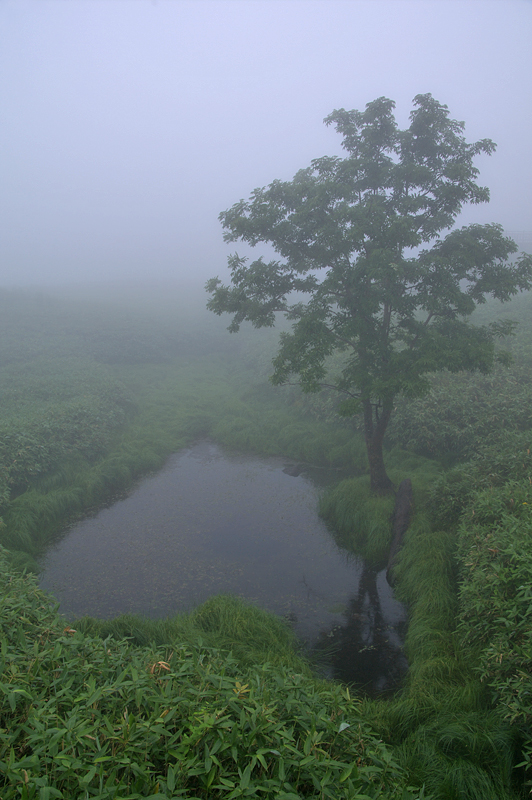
left=456, top=479, right=532, bottom=792
left=0, top=556, right=427, bottom=799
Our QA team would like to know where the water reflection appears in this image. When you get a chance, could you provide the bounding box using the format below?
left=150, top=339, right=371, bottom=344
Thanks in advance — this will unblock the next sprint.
left=39, top=441, right=407, bottom=693
left=315, top=565, right=408, bottom=694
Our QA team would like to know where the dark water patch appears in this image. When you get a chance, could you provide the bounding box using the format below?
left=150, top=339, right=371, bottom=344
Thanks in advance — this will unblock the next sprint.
left=314, top=565, right=409, bottom=695
left=39, top=441, right=407, bottom=694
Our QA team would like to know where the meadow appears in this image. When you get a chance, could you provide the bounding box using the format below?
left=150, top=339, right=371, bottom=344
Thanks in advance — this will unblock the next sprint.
left=0, top=282, right=531, bottom=798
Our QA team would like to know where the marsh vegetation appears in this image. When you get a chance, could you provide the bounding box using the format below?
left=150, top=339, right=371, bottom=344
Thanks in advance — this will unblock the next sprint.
left=1, top=283, right=531, bottom=798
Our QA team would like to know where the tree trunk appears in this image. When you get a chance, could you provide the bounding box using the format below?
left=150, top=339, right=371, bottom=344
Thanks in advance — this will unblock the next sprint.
left=386, top=478, right=414, bottom=585
left=362, top=397, right=394, bottom=495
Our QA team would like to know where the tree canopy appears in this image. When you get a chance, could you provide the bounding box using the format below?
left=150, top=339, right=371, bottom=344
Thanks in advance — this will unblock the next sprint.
left=206, top=94, right=532, bottom=493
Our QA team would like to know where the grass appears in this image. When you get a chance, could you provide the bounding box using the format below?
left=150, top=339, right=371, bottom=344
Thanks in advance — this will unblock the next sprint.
left=75, top=595, right=309, bottom=674
left=0, top=556, right=428, bottom=800
left=318, top=453, right=441, bottom=568
left=319, top=475, right=395, bottom=568
left=363, top=508, right=523, bottom=799
left=313, top=451, right=525, bottom=796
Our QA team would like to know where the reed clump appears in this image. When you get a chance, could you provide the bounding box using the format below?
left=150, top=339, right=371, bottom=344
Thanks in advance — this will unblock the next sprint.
left=319, top=475, right=395, bottom=567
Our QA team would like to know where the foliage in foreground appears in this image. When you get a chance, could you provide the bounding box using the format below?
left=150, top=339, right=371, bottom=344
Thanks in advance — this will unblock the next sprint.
left=456, top=478, right=532, bottom=790
left=370, top=510, right=520, bottom=800
left=367, top=428, right=532, bottom=799
left=0, top=559, right=428, bottom=800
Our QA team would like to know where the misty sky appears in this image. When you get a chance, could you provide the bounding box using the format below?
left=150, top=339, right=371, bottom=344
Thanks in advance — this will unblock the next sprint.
left=1, top=0, right=531, bottom=287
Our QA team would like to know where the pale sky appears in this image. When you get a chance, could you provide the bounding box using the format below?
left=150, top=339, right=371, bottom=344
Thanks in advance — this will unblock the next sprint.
left=1, top=0, right=531, bottom=286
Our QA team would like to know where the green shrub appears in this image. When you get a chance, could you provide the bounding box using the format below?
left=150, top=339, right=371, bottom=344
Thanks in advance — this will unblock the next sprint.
left=456, top=479, right=532, bottom=792
left=0, top=557, right=428, bottom=800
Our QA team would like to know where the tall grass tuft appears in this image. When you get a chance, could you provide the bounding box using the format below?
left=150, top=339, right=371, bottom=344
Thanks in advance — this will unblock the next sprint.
left=191, top=595, right=308, bottom=671
left=75, top=596, right=309, bottom=674
left=1, top=547, right=40, bottom=573
left=75, top=612, right=199, bottom=650
left=319, top=475, right=395, bottom=566
left=397, top=711, right=517, bottom=800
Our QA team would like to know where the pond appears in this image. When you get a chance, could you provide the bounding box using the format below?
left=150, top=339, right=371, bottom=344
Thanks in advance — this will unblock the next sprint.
left=39, top=441, right=407, bottom=694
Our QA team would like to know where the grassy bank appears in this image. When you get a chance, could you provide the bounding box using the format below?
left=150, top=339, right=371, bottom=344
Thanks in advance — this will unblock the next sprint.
left=358, top=433, right=532, bottom=799
left=0, top=285, right=367, bottom=572
left=0, top=557, right=427, bottom=800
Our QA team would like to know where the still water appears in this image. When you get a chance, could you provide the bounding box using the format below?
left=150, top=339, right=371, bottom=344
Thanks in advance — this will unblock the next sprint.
left=39, top=441, right=407, bottom=693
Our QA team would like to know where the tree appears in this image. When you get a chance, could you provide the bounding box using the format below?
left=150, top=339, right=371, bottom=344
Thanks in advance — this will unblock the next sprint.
left=206, top=94, right=532, bottom=494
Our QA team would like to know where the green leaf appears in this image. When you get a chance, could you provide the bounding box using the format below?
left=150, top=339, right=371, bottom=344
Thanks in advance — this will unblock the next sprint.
left=339, top=763, right=354, bottom=782
left=166, top=764, right=176, bottom=793
left=338, top=722, right=351, bottom=733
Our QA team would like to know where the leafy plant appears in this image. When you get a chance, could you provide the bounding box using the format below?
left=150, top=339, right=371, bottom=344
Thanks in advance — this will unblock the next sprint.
left=0, top=556, right=428, bottom=799
left=456, top=479, right=532, bottom=792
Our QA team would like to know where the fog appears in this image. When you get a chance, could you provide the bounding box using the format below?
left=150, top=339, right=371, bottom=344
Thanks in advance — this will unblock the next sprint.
left=1, top=0, right=531, bottom=287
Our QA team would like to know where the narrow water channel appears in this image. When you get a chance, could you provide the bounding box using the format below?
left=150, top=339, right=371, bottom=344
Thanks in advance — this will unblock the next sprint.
left=39, top=441, right=407, bottom=694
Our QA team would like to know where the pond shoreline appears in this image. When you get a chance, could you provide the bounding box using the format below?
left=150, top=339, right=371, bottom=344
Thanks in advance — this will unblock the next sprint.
left=39, top=440, right=408, bottom=695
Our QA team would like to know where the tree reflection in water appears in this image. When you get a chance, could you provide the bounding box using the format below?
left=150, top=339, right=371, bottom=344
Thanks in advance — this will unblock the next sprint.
left=315, top=564, right=408, bottom=696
